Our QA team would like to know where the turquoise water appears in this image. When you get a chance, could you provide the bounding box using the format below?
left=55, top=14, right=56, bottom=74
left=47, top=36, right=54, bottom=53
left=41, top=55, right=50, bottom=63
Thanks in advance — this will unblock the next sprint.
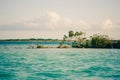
left=0, top=43, right=120, bottom=80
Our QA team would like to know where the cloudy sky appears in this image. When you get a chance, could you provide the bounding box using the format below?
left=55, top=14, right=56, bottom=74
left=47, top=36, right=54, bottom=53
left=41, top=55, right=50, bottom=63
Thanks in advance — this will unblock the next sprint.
left=0, top=0, right=120, bottom=39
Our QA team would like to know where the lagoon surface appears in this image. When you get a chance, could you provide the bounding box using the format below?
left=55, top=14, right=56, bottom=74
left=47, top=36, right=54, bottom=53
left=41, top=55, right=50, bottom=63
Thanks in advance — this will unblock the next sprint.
left=0, top=42, right=120, bottom=80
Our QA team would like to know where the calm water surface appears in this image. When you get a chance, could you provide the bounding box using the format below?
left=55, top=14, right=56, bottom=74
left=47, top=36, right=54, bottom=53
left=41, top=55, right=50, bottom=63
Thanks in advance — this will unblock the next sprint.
left=0, top=42, right=120, bottom=80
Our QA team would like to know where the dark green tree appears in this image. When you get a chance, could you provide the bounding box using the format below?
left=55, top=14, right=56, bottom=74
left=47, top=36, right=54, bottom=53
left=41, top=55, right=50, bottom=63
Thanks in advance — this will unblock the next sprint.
left=91, top=34, right=111, bottom=48
left=68, top=30, right=74, bottom=38
left=85, top=39, right=91, bottom=48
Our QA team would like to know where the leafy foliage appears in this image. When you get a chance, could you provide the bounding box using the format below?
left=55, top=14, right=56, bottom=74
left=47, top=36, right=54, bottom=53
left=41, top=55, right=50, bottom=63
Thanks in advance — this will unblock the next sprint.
left=60, top=30, right=119, bottom=48
left=90, top=34, right=112, bottom=48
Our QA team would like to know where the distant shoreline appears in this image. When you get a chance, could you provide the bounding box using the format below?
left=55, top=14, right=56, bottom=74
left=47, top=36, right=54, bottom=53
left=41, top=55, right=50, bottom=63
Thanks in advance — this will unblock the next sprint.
left=0, top=39, right=120, bottom=49
left=0, top=39, right=63, bottom=42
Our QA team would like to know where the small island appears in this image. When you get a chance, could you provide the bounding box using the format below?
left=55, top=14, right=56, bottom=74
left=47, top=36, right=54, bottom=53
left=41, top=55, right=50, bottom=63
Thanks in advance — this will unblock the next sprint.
left=0, top=30, right=120, bottom=49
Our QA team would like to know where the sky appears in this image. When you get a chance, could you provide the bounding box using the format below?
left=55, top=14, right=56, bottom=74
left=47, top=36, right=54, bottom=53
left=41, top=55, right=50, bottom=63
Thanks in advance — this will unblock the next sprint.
left=0, top=0, right=120, bottom=39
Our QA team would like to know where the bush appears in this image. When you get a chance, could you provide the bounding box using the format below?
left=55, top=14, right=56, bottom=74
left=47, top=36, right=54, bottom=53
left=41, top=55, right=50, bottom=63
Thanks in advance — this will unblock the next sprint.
left=57, top=45, right=70, bottom=48
left=37, top=45, right=44, bottom=48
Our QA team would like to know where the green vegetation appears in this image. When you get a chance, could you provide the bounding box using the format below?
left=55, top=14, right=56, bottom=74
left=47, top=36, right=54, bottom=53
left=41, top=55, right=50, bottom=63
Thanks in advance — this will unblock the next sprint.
left=57, top=35, right=68, bottom=48
left=0, top=30, right=120, bottom=49
left=37, top=45, right=45, bottom=48
left=90, top=34, right=111, bottom=48
left=58, top=30, right=87, bottom=48
left=112, top=40, right=120, bottom=48
left=60, top=30, right=120, bottom=49
left=57, top=45, right=70, bottom=48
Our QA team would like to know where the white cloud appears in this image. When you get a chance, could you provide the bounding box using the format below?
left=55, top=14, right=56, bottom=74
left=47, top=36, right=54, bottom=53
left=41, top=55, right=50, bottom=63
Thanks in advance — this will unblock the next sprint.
left=47, top=11, right=60, bottom=25
left=45, top=11, right=73, bottom=30
left=73, top=20, right=91, bottom=30
left=103, top=19, right=113, bottom=29
left=0, top=11, right=119, bottom=39
left=63, top=17, right=72, bottom=24
left=0, top=11, right=91, bottom=31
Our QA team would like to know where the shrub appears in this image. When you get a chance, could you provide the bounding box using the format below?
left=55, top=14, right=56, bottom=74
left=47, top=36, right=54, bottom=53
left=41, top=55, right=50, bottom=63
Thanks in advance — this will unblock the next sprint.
left=57, top=45, right=70, bottom=48
left=37, top=45, right=44, bottom=48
